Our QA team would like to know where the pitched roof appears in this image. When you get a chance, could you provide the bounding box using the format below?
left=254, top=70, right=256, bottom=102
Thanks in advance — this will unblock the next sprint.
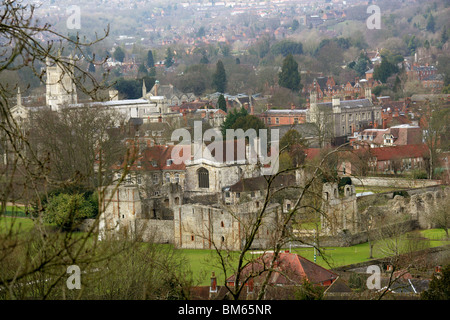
left=226, top=252, right=338, bottom=286
left=318, top=98, right=373, bottom=109
left=369, top=144, right=429, bottom=161
left=115, top=144, right=186, bottom=171
left=227, top=174, right=296, bottom=192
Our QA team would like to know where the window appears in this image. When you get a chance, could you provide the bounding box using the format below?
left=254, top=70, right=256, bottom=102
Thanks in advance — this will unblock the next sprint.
left=294, top=118, right=299, bottom=124
left=236, top=192, right=240, bottom=198
left=153, top=173, right=158, bottom=184
left=267, top=117, right=271, bottom=124
left=198, top=167, right=209, bottom=188
left=165, top=172, right=171, bottom=183
left=137, top=174, right=142, bottom=184
left=221, top=221, right=224, bottom=227
left=275, top=117, right=279, bottom=124
left=225, top=192, right=230, bottom=198
left=175, top=173, right=180, bottom=183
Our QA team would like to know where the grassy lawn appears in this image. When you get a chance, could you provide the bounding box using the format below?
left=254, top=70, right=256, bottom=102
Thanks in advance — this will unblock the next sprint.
left=2, top=214, right=448, bottom=286
left=179, top=229, right=449, bottom=285
left=354, top=186, right=400, bottom=194
left=0, top=215, right=36, bottom=234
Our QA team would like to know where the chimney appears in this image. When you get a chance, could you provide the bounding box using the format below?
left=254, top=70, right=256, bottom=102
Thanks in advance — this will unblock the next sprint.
left=210, top=272, right=217, bottom=295
left=250, top=104, right=254, bottom=115
left=365, top=87, right=372, bottom=103
left=332, top=96, right=340, bottom=107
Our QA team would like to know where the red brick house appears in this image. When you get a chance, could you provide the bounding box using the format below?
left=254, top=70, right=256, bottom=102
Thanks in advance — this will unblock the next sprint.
left=259, top=106, right=307, bottom=127
left=339, top=144, right=429, bottom=175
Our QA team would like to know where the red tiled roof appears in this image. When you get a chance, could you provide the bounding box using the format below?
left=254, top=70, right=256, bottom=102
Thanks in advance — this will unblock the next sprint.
left=369, top=144, right=429, bottom=161
left=226, top=252, right=338, bottom=286
left=305, top=148, right=321, bottom=161
left=114, top=145, right=186, bottom=171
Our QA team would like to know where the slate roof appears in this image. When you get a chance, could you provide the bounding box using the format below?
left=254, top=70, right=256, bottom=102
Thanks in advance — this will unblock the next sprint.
left=227, top=173, right=296, bottom=192
left=318, top=98, right=373, bottom=109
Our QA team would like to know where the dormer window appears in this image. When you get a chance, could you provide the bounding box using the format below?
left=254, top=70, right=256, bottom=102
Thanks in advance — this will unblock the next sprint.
left=166, top=159, right=173, bottom=166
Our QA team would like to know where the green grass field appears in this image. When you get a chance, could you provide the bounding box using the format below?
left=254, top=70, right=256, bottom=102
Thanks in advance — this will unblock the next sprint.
left=1, top=215, right=448, bottom=286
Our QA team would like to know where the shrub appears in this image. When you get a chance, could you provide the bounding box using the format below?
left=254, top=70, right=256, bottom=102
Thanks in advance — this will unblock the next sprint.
left=44, top=193, right=96, bottom=231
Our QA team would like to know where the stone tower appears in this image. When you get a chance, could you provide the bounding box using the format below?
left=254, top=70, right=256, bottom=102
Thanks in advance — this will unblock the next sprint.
left=321, top=182, right=358, bottom=235
left=45, top=54, right=78, bottom=111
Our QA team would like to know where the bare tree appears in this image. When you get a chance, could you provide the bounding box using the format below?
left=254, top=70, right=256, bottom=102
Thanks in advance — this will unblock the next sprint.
left=0, top=1, right=162, bottom=299
left=207, top=144, right=347, bottom=300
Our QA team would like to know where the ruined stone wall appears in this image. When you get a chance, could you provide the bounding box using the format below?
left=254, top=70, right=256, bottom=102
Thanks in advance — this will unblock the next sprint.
left=99, top=185, right=142, bottom=240
left=351, top=177, right=442, bottom=189
left=321, top=182, right=450, bottom=244
left=173, top=202, right=281, bottom=250
left=136, top=219, right=174, bottom=244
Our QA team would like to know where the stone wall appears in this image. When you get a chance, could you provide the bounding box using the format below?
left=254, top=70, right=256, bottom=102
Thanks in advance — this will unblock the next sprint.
left=351, top=177, right=442, bottom=189
left=173, top=202, right=281, bottom=250
left=136, top=219, right=174, bottom=244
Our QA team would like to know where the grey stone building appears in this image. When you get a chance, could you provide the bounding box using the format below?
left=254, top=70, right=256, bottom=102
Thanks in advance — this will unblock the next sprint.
left=307, top=88, right=382, bottom=145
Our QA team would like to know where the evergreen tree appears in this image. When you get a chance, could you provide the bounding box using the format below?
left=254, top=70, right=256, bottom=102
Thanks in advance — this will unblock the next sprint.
left=421, top=265, right=450, bottom=300
left=426, top=13, right=436, bottom=33
left=441, top=27, right=448, bottom=44
left=147, top=50, right=155, bottom=68
left=373, top=57, right=399, bottom=83
left=200, top=52, right=209, bottom=64
left=217, top=94, right=227, bottom=112
left=220, top=107, right=248, bottom=137
left=278, top=54, right=301, bottom=91
left=88, top=62, right=96, bottom=73
left=113, top=46, right=125, bottom=62
left=213, top=60, right=227, bottom=93
left=165, top=47, right=174, bottom=68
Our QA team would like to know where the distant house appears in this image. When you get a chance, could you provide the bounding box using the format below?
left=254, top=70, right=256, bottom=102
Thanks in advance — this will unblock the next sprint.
left=218, top=252, right=340, bottom=299
left=351, top=124, right=423, bottom=148
left=259, top=106, right=307, bottom=127
left=144, top=80, right=196, bottom=107
left=339, top=144, right=429, bottom=175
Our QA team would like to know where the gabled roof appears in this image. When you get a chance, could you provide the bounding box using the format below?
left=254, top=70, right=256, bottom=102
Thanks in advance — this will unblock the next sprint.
left=226, top=252, right=338, bottom=286
left=114, top=144, right=186, bottom=171
left=227, top=173, right=296, bottom=192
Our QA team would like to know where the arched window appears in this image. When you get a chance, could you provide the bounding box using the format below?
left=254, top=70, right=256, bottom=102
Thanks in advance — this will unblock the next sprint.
left=197, top=167, right=209, bottom=189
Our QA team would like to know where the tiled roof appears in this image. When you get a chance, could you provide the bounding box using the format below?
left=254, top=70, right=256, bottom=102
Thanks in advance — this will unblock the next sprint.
left=227, top=173, right=296, bottom=192
left=226, top=252, right=338, bottom=286
left=369, top=144, right=429, bottom=161
left=115, top=145, right=186, bottom=171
